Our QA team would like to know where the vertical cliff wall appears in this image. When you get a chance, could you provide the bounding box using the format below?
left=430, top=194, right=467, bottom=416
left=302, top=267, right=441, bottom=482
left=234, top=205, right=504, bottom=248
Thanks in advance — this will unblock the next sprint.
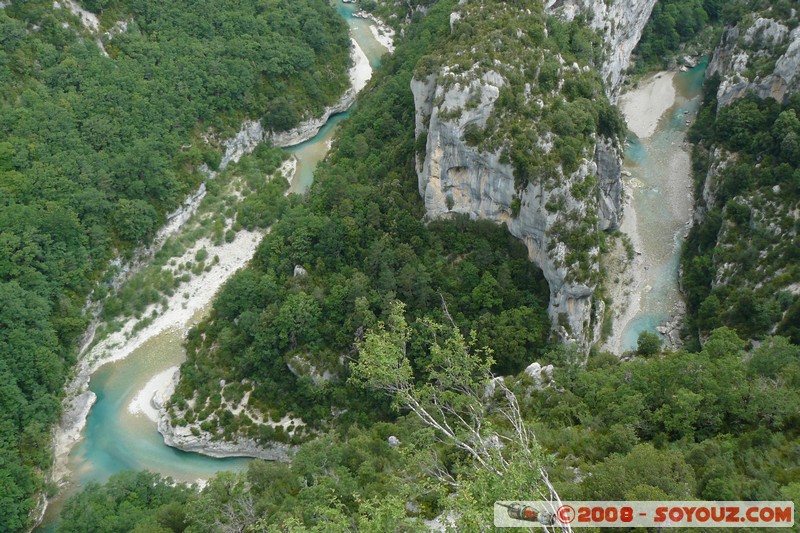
left=545, top=0, right=658, bottom=99
left=413, top=0, right=653, bottom=347
left=707, top=18, right=800, bottom=108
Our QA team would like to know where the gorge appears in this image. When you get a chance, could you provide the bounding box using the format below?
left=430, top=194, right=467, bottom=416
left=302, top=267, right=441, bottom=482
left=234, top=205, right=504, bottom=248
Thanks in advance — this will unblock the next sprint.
left=37, top=2, right=390, bottom=529
left=9, top=0, right=800, bottom=530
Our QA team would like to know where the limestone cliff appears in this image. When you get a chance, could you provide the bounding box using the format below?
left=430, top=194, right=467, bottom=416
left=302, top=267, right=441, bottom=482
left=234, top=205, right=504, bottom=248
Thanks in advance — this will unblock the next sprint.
left=545, top=0, right=658, bottom=98
left=708, top=18, right=800, bottom=108
left=413, top=0, right=651, bottom=347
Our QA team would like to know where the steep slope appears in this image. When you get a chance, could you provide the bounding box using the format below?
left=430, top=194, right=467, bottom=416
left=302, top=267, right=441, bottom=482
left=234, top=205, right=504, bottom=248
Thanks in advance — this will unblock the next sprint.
left=413, top=0, right=654, bottom=346
left=683, top=8, right=800, bottom=345
left=708, top=16, right=800, bottom=107
left=546, top=0, right=658, bottom=97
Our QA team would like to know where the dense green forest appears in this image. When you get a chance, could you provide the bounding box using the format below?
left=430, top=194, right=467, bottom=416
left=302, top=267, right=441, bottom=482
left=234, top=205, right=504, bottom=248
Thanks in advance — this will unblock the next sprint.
left=18, top=0, right=800, bottom=533
left=58, top=320, right=800, bottom=530
left=0, top=0, right=349, bottom=528
left=682, top=82, right=800, bottom=345
left=167, top=0, right=555, bottom=443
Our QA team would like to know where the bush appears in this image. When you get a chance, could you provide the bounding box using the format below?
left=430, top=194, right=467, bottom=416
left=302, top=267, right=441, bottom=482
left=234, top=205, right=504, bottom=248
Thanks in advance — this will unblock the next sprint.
left=637, top=331, right=663, bottom=356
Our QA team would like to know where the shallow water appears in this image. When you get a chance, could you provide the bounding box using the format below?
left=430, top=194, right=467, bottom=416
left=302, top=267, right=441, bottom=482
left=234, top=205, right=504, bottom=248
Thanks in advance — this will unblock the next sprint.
left=38, top=4, right=389, bottom=529
left=287, top=3, right=388, bottom=194
left=619, top=60, right=708, bottom=351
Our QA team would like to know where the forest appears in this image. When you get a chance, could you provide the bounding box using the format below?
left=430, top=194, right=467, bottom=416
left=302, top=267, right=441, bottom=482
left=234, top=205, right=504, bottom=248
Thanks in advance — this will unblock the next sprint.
left=5, top=0, right=800, bottom=530
left=0, top=0, right=349, bottom=528
left=682, top=80, right=800, bottom=346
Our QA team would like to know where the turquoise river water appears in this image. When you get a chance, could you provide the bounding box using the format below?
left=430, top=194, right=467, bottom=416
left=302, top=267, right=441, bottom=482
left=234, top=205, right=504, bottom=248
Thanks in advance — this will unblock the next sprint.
left=619, top=60, right=708, bottom=350
left=39, top=3, right=388, bottom=529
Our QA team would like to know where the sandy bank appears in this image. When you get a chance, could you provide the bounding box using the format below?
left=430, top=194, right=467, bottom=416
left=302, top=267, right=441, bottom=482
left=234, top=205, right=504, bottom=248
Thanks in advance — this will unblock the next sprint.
left=618, top=72, right=677, bottom=138
left=350, top=37, right=372, bottom=94
left=129, top=366, right=179, bottom=423
left=605, top=70, right=696, bottom=354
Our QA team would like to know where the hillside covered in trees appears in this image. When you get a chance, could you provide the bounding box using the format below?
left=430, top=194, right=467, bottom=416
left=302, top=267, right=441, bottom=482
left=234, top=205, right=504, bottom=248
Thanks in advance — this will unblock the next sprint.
left=0, top=0, right=350, bottom=528
left=57, top=322, right=800, bottom=530
left=680, top=1, right=800, bottom=346
left=5, top=0, right=800, bottom=530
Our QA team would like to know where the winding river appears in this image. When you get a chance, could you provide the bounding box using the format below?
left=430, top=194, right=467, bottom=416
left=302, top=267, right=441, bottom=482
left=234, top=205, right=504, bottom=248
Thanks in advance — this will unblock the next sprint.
left=39, top=3, right=388, bottom=529
left=616, top=61, right=708, bottom=351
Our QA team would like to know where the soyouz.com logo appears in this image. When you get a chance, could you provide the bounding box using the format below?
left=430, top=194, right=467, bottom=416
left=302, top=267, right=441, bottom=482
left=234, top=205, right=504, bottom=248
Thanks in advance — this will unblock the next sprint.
left=494, top=501, right=795, bottom=528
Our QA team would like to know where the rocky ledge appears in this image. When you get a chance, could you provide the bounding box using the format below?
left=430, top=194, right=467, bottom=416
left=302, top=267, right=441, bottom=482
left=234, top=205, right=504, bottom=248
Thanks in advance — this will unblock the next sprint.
left=157, top=419, right=293, bottom=462
left=156, top=371, right=294, bottom=462
left=155, top=370, right=296, bottom=461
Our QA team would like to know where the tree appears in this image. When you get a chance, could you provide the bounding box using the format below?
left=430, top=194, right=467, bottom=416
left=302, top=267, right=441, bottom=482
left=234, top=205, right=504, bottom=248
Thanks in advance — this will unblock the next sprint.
left=636, top=331, right=662, bottom=356
left=582, top=444, right=695, bottom=500
left=351, top=301, right=572, bottom=531
left=273, top=292, right=321, bottom=350
left=263, top=97, right=301, bottom=132
left=111, top=198, right=158, bottom=244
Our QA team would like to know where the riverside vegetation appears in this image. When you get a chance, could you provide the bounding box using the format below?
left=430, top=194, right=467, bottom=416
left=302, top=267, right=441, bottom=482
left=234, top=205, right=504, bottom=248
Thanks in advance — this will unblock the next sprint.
left=7, top=0, right=800, bottom=530
left=0, top=0, right=349, bottom=528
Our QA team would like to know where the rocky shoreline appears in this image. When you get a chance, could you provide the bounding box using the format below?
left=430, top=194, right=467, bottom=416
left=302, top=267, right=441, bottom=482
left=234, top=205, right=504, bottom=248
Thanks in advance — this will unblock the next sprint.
left=41, top=23, right=386, bottom=528
left=155, top=370, right=294, bottom=462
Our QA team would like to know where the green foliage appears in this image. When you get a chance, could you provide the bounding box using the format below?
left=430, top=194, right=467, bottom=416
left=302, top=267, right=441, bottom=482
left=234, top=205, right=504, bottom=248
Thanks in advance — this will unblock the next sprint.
left=59, top=471, right=194, bottom=533
left=172, top=0, right=552, bottom=434
left=682, top=90, right=800, bottom=343
left=65, top=326, right=800, bottom=531
left=633, top=0, right=718, bottom=70
left=581, top=443, right=695, bottom=499
left=0, top=0, right=348, bottom=526
left=636, top=331, right=663, bottom=356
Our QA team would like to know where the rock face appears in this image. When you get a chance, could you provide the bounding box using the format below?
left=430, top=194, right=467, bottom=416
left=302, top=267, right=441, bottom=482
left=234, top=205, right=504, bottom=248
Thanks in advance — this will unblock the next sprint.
left=708, top=19, right=800, bottom=108
left=412, top=1, right=655, bottom=347
left=158, top=415, right=293, bottom=461
left=545, top=0, right=658, bottom=98
left=413, top=71, right=608, bottom=347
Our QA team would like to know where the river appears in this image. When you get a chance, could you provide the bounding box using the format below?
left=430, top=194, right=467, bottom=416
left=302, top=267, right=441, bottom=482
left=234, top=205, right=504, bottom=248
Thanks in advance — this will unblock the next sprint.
left=38, top=3, right=389, bottom=529
left=615, top=60, right=708, bottom=352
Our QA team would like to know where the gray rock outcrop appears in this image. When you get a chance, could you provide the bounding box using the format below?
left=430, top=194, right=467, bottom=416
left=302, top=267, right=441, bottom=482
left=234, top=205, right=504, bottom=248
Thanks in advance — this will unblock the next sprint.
left=412, top=2, right=658, bottom=348
left=158, top=415, right=293, bottom=461
left=524, top=362, right=555, bottom=390
left=545, top=0, right=658, bottom=98
left=156, top=371, right=293, bottom=462
left=708, top=19, right=800, bottom=108
left=413, top=71, right=607, bottom=347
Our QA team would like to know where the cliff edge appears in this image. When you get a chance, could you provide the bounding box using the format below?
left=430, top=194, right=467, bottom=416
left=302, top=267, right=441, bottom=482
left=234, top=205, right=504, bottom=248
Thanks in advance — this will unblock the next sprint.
left=413, top=0, right=653, bottom=346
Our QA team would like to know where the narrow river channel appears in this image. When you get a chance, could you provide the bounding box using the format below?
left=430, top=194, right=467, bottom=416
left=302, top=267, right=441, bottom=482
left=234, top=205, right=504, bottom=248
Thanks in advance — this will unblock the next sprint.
left=617, top=60, right=708, bottom=351
left=39, top=3, right=388, bottom=529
